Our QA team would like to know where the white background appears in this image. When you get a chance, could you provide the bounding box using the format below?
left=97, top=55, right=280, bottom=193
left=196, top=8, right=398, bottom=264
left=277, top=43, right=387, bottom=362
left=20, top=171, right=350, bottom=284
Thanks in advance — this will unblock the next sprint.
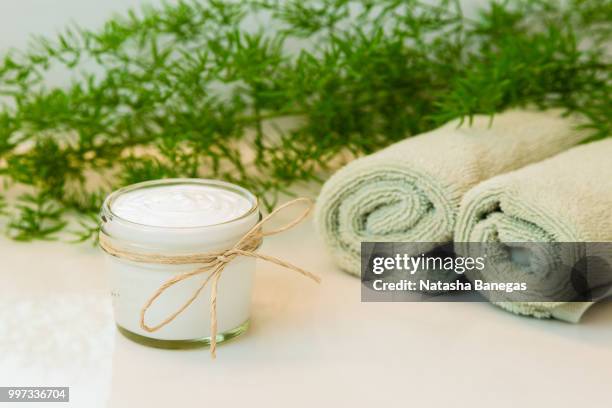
left=0, top=0, right=487, bottom=50
left=0, top=0, right=488, bottom=94
left=0, top=0, right=151, bottom=50
left=0, top=0, right=488, bottom=75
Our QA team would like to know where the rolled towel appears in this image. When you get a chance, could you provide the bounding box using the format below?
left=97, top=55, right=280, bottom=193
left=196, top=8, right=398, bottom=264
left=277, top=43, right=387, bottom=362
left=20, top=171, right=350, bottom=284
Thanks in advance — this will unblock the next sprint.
left=455, top=138, right=612, bottom=322
left=315, top=109, right=587, bottom=276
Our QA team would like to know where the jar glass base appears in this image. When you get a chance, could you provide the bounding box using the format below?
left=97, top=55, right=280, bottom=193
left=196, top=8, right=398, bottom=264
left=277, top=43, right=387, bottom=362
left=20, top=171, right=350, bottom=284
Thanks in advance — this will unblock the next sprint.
left=116, top=320, right=250, bottom=350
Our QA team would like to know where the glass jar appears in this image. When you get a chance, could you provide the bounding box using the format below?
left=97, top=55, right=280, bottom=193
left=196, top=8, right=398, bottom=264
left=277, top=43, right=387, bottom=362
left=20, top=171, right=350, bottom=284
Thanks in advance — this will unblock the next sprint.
left=99, top=178, right=260, bottom=348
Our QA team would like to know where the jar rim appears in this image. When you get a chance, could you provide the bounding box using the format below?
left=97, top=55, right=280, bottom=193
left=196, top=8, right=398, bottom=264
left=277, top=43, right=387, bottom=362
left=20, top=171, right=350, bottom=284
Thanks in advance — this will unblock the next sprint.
left=101, top=178, right=259, bottom=230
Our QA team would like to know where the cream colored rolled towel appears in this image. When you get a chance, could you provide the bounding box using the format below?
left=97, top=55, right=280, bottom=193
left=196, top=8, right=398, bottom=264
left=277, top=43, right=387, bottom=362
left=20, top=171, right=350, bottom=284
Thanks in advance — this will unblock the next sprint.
left=315, top=109, right=587, bottom=276
left=455, top=139, right=612, bottom=322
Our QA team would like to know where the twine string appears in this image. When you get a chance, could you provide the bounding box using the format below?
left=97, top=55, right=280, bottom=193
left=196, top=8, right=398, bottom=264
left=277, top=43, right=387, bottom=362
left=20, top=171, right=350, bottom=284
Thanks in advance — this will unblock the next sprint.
left=99, top=197, right=320, bottom=358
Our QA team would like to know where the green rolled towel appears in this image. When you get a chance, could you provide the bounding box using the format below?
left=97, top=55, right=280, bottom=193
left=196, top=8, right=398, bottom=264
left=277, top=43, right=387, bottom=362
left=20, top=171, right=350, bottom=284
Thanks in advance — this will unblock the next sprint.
left=455, top=139, right=612, bottom=322
left=315, top=109, right=587, bottom=276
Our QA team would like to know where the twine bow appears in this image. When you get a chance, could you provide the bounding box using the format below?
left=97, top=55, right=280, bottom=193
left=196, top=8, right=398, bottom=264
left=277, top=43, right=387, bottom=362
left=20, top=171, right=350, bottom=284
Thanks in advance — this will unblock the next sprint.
left=99, top=197, right=321, bottom=358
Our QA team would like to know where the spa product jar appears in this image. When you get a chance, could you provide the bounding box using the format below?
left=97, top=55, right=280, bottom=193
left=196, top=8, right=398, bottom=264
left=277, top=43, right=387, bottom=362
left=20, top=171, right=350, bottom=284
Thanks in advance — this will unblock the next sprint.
left=100, top=178, right=260, bottom=348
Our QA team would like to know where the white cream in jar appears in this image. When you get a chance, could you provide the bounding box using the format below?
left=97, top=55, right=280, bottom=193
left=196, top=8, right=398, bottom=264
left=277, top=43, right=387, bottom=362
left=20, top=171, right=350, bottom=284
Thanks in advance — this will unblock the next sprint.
left=100, top=179, right=259, bottom=347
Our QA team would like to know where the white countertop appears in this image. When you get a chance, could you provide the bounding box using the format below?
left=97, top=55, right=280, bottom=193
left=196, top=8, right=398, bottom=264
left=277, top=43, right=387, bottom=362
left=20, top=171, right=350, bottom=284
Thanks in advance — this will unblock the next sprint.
left=1, top=211, right=612, bottom=408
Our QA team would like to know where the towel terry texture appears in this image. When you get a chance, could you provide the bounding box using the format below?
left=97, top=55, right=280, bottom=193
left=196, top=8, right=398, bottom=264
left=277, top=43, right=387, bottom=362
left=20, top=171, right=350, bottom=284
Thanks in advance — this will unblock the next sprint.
left=315, top=109, right=587, bottom=277
left=455, top=138, right=612, bottom=323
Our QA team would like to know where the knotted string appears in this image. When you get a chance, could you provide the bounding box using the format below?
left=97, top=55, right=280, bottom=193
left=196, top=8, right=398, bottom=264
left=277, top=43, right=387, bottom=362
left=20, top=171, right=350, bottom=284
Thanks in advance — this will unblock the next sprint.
left=99, top=197, right=321, bottom=358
